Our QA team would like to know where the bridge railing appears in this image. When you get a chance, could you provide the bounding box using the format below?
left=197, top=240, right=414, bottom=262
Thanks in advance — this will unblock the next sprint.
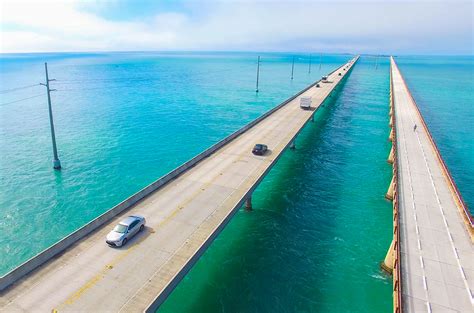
left=393, top=60, right=473, bottom=231
left=390, top=58, right=403, bottom=313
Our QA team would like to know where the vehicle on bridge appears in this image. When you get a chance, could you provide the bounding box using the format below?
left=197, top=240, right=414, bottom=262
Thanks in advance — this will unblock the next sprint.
left=106, top=215, right=146, bottom=247
left=252, top=144, right=268, bottom=155
left=321, top=75, right=328, bottom=82
left=300, top=96, right=312, bottom=109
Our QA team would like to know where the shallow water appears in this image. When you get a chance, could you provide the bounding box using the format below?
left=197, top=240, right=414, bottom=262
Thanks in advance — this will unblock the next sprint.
left=1, top=53, right=471, bottom=312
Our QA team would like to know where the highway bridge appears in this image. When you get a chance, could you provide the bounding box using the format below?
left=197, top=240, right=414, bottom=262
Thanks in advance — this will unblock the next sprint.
left=383, top=57, right=474, bottom=313
left=0, top=57, right=358, bottom=312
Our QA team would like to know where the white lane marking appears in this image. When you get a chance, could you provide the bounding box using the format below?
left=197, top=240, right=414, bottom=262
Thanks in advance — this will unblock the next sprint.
left=395, top=65, right=474, bottom=306
left=392, top=65, right=431, bottom=311
left=448, top=232, right=454, bottom=243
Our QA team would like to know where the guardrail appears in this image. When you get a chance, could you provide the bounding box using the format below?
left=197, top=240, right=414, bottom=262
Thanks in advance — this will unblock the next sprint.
left=0, top=57, right=358, bottom=292
left=389, top=57, right=403, bottom=313
left=393, top=59, right=473, bottom=231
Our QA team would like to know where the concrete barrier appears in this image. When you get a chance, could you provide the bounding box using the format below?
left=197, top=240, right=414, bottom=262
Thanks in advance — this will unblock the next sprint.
left=0, top=58, right=356, bottom=292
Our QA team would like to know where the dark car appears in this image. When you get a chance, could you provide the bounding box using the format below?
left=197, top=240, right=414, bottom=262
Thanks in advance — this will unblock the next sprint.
left=252, top=144, right=268, bottom=155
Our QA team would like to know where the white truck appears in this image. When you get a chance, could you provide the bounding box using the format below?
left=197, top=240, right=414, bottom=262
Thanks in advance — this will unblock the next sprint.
left=300, top=96, right=312, bottom=110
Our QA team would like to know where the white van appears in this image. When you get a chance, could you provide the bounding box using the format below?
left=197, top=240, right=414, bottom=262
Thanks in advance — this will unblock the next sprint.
left=300, top=96, right=312, bottom=109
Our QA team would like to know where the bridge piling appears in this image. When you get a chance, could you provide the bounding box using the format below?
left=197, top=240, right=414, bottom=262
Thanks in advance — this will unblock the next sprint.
left=290, top=139, right=296, bottom=149
left=245, top=197, right=252, bottom=211
left=381, top=239, right=394, bottom=274
left=385, top=175, right=394, bottom=201
left=387, top=146, right=394, bottom=164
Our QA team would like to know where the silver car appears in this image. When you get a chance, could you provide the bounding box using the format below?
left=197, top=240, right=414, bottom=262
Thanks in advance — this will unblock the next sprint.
left=106, top=215, right=146, bottom=247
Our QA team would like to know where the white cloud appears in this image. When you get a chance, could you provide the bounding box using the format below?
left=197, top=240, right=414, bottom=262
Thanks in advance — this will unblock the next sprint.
left=0, top=0, right=472, bottom=54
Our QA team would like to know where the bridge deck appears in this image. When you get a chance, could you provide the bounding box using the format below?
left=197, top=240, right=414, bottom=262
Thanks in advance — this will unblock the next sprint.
left=391, top=58, right=474, bottom=312
left=0, top=58, right=357, bottom=312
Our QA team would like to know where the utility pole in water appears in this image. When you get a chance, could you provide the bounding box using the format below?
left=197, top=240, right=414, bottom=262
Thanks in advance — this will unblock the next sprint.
left=255, top=56, right=260, bottom=93
left=375, top=55, right=379, bottom=70
left=40, top=62, right=61, bottom=170
left=291, top=56, right=295, bottom=80
left=308, top=54, right=312, bottom=74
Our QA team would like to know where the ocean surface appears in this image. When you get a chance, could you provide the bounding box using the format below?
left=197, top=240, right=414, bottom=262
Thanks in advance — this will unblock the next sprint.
left=0, top=52, right=472, bottom=312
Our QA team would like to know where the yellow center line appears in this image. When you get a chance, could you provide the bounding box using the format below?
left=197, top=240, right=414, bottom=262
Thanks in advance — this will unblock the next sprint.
left=52, top=154, right=239, bottom=311
left=53, top=239, right=141, bottom=311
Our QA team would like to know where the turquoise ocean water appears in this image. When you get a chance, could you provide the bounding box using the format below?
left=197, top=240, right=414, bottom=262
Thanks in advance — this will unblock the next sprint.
left=0, top=53, right=472, bottom=312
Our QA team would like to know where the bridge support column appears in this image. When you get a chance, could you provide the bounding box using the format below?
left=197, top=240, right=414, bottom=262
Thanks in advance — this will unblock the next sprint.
left=289, top=134, right=298, bottom=149
left=381, top=239, right=395, bottom=274
left=245, top=196, right=252, bottom=211
left=387, top=146, right=394, bottom=164
left=389, top=115, right=394, bottom=127
left=311, top=114, right=314, bottom=122
left=385, top=176, right=395, bottom=200
left=389, top=129, right=394, bottom=142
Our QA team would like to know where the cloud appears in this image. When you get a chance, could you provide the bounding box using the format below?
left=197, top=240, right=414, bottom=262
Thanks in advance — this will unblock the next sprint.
left=0, top=0, right=472, bottom=54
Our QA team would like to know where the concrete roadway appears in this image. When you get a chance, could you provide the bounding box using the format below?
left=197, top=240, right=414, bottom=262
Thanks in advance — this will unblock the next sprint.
left=0, top=58, right=357, bottom=312
left=391, top=57, right=474, bottom=312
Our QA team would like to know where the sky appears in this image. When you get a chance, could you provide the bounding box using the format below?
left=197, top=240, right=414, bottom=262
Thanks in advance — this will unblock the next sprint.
left=0, top=0, right=472, bottom=54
